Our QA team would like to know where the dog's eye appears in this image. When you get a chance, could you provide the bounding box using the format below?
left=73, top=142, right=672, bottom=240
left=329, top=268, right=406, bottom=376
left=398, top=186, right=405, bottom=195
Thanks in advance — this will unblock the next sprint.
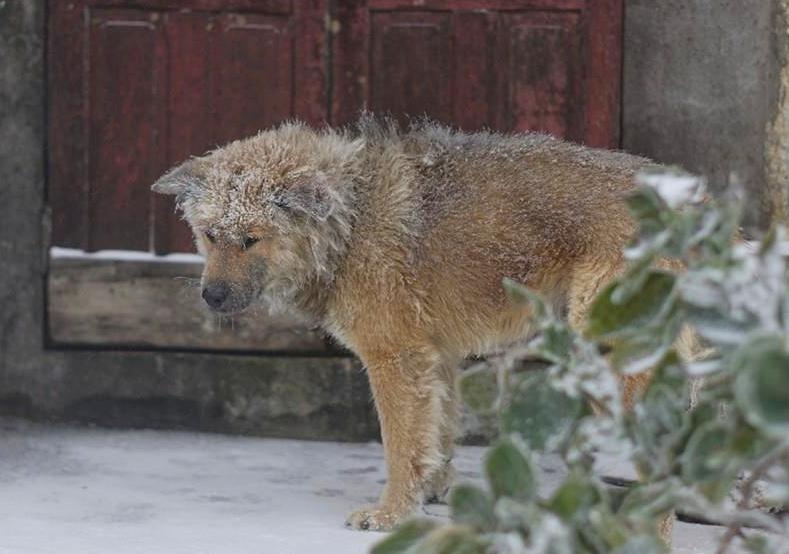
left=205, top=231, right=216, bottom=243
left=243, top=236, right=259, bottom=249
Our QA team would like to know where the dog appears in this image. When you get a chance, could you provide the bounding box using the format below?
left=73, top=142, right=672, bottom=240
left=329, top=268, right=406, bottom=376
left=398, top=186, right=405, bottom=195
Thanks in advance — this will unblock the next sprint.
left=152, top=117, right=691, bottom=532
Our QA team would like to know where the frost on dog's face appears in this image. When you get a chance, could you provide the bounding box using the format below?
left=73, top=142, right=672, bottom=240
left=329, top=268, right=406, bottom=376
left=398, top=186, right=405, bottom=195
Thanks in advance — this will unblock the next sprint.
left=152, top=125, right=359, bottom=315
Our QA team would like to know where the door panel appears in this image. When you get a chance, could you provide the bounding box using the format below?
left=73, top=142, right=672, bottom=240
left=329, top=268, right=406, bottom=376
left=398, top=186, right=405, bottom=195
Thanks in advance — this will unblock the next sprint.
left=498, top=12, right=583, bottom=138
left=154, top=11, right=213, bottom=253
left=212, top=13, right=294, bottom=145
left=88, top=9, right=161, bottom=252
left=370, top=12, right=454, bottom=126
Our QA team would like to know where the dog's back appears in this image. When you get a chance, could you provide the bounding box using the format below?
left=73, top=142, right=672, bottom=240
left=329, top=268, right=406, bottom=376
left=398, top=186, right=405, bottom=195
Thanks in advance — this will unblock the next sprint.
left=327, top=123, right=651, bottom=358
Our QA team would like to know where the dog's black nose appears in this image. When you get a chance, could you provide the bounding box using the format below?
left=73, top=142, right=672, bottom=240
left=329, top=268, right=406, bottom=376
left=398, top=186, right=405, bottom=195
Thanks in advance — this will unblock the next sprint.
left=202, top=284, right=229, bottom=309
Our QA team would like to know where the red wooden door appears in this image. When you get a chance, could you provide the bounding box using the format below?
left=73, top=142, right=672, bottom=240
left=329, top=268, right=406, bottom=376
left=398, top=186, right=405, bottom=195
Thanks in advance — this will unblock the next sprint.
left=332, top=0, right=621, bottom=146
left=49, top=0, right=328, bottom=254
left=48, top=0, right=622, bottom=255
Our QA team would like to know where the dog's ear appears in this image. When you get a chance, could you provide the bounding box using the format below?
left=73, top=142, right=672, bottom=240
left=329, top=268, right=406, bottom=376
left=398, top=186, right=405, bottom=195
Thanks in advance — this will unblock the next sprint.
left=152, top=160, right=202, bottom=197
left=270, top=175, right=335, bottom=221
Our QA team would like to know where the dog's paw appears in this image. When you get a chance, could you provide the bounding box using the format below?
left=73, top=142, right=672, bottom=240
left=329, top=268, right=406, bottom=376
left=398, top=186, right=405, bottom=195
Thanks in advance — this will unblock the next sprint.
left=344, top=506, right=407, bottom=532
left=423, top=462, right=456, bottom=504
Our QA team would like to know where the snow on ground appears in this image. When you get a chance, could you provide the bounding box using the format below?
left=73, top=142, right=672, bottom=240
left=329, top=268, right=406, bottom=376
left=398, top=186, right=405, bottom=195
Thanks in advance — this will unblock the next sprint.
left=0, top=420, right=726, bottom=554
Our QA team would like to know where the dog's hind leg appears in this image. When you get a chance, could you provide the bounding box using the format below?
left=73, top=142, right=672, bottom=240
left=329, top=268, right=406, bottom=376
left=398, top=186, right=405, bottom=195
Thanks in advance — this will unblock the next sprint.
left=566, top=256, right=675, bottom=543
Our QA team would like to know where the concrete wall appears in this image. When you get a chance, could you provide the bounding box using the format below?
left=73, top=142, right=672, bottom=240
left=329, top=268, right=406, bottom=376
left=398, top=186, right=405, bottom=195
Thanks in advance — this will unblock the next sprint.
left=623, top=0, right=782, bottom=228
left=1, top=0, right=786, bottom=438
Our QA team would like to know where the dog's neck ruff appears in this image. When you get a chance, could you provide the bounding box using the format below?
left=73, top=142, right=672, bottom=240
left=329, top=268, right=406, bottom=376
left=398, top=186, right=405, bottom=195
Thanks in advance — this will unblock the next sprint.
left=263, top=187, right=360, bottom=324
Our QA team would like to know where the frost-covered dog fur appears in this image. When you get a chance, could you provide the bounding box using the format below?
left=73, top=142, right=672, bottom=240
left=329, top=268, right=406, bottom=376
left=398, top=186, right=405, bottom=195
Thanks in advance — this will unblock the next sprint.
left=152, top=118, right=693, bottom=532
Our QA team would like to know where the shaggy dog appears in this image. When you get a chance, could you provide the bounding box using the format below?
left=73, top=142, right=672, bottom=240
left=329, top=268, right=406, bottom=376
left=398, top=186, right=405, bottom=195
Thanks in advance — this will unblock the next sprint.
left=152, top=118, right=693, bottom=533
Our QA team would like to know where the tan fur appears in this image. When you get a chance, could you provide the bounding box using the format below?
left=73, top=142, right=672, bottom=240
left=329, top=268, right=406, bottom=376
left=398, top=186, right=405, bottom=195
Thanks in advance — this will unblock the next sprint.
left=153, top=118, right=689, bottom=534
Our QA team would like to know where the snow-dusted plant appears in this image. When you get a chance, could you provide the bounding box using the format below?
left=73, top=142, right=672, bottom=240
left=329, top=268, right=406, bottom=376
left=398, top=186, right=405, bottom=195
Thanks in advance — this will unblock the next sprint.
left=371, top=169, right=789, bottom=554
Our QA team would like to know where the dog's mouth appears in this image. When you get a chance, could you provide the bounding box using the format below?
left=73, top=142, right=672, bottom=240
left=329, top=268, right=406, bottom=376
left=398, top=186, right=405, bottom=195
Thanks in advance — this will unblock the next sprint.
left=207, top=302, right=248, bottom=315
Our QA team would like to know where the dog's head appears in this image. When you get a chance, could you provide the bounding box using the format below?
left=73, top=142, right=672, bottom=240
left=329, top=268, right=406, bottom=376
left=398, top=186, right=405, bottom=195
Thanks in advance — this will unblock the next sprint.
left=152, top=123, right=362, bottom=314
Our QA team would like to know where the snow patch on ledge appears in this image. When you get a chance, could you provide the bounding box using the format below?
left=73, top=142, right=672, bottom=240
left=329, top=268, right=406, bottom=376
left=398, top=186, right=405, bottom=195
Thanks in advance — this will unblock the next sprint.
left=50, top=247, right=204, bottom=264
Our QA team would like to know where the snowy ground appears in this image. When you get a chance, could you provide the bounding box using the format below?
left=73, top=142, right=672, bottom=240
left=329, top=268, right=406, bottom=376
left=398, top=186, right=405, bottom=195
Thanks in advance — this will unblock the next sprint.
left=0, top=419, right=729, bottom=554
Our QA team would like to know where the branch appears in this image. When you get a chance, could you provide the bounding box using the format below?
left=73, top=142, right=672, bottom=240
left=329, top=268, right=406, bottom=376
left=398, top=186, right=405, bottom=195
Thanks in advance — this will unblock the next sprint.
left=716, top=445, right=789, bottom=554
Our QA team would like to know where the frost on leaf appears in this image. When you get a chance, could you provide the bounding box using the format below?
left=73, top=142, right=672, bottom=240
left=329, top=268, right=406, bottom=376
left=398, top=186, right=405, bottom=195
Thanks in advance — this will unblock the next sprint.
left=636, top=167, right=706, bottom=209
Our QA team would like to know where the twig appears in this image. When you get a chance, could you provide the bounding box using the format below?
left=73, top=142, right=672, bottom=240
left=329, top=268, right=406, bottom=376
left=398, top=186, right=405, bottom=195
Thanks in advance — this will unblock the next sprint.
left=716, top=445, right=789, bottom=554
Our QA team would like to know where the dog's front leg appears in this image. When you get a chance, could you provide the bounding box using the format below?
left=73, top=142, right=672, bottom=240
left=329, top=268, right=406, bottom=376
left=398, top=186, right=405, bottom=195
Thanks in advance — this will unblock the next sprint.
left=345, top=350, right=447, bottom=531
